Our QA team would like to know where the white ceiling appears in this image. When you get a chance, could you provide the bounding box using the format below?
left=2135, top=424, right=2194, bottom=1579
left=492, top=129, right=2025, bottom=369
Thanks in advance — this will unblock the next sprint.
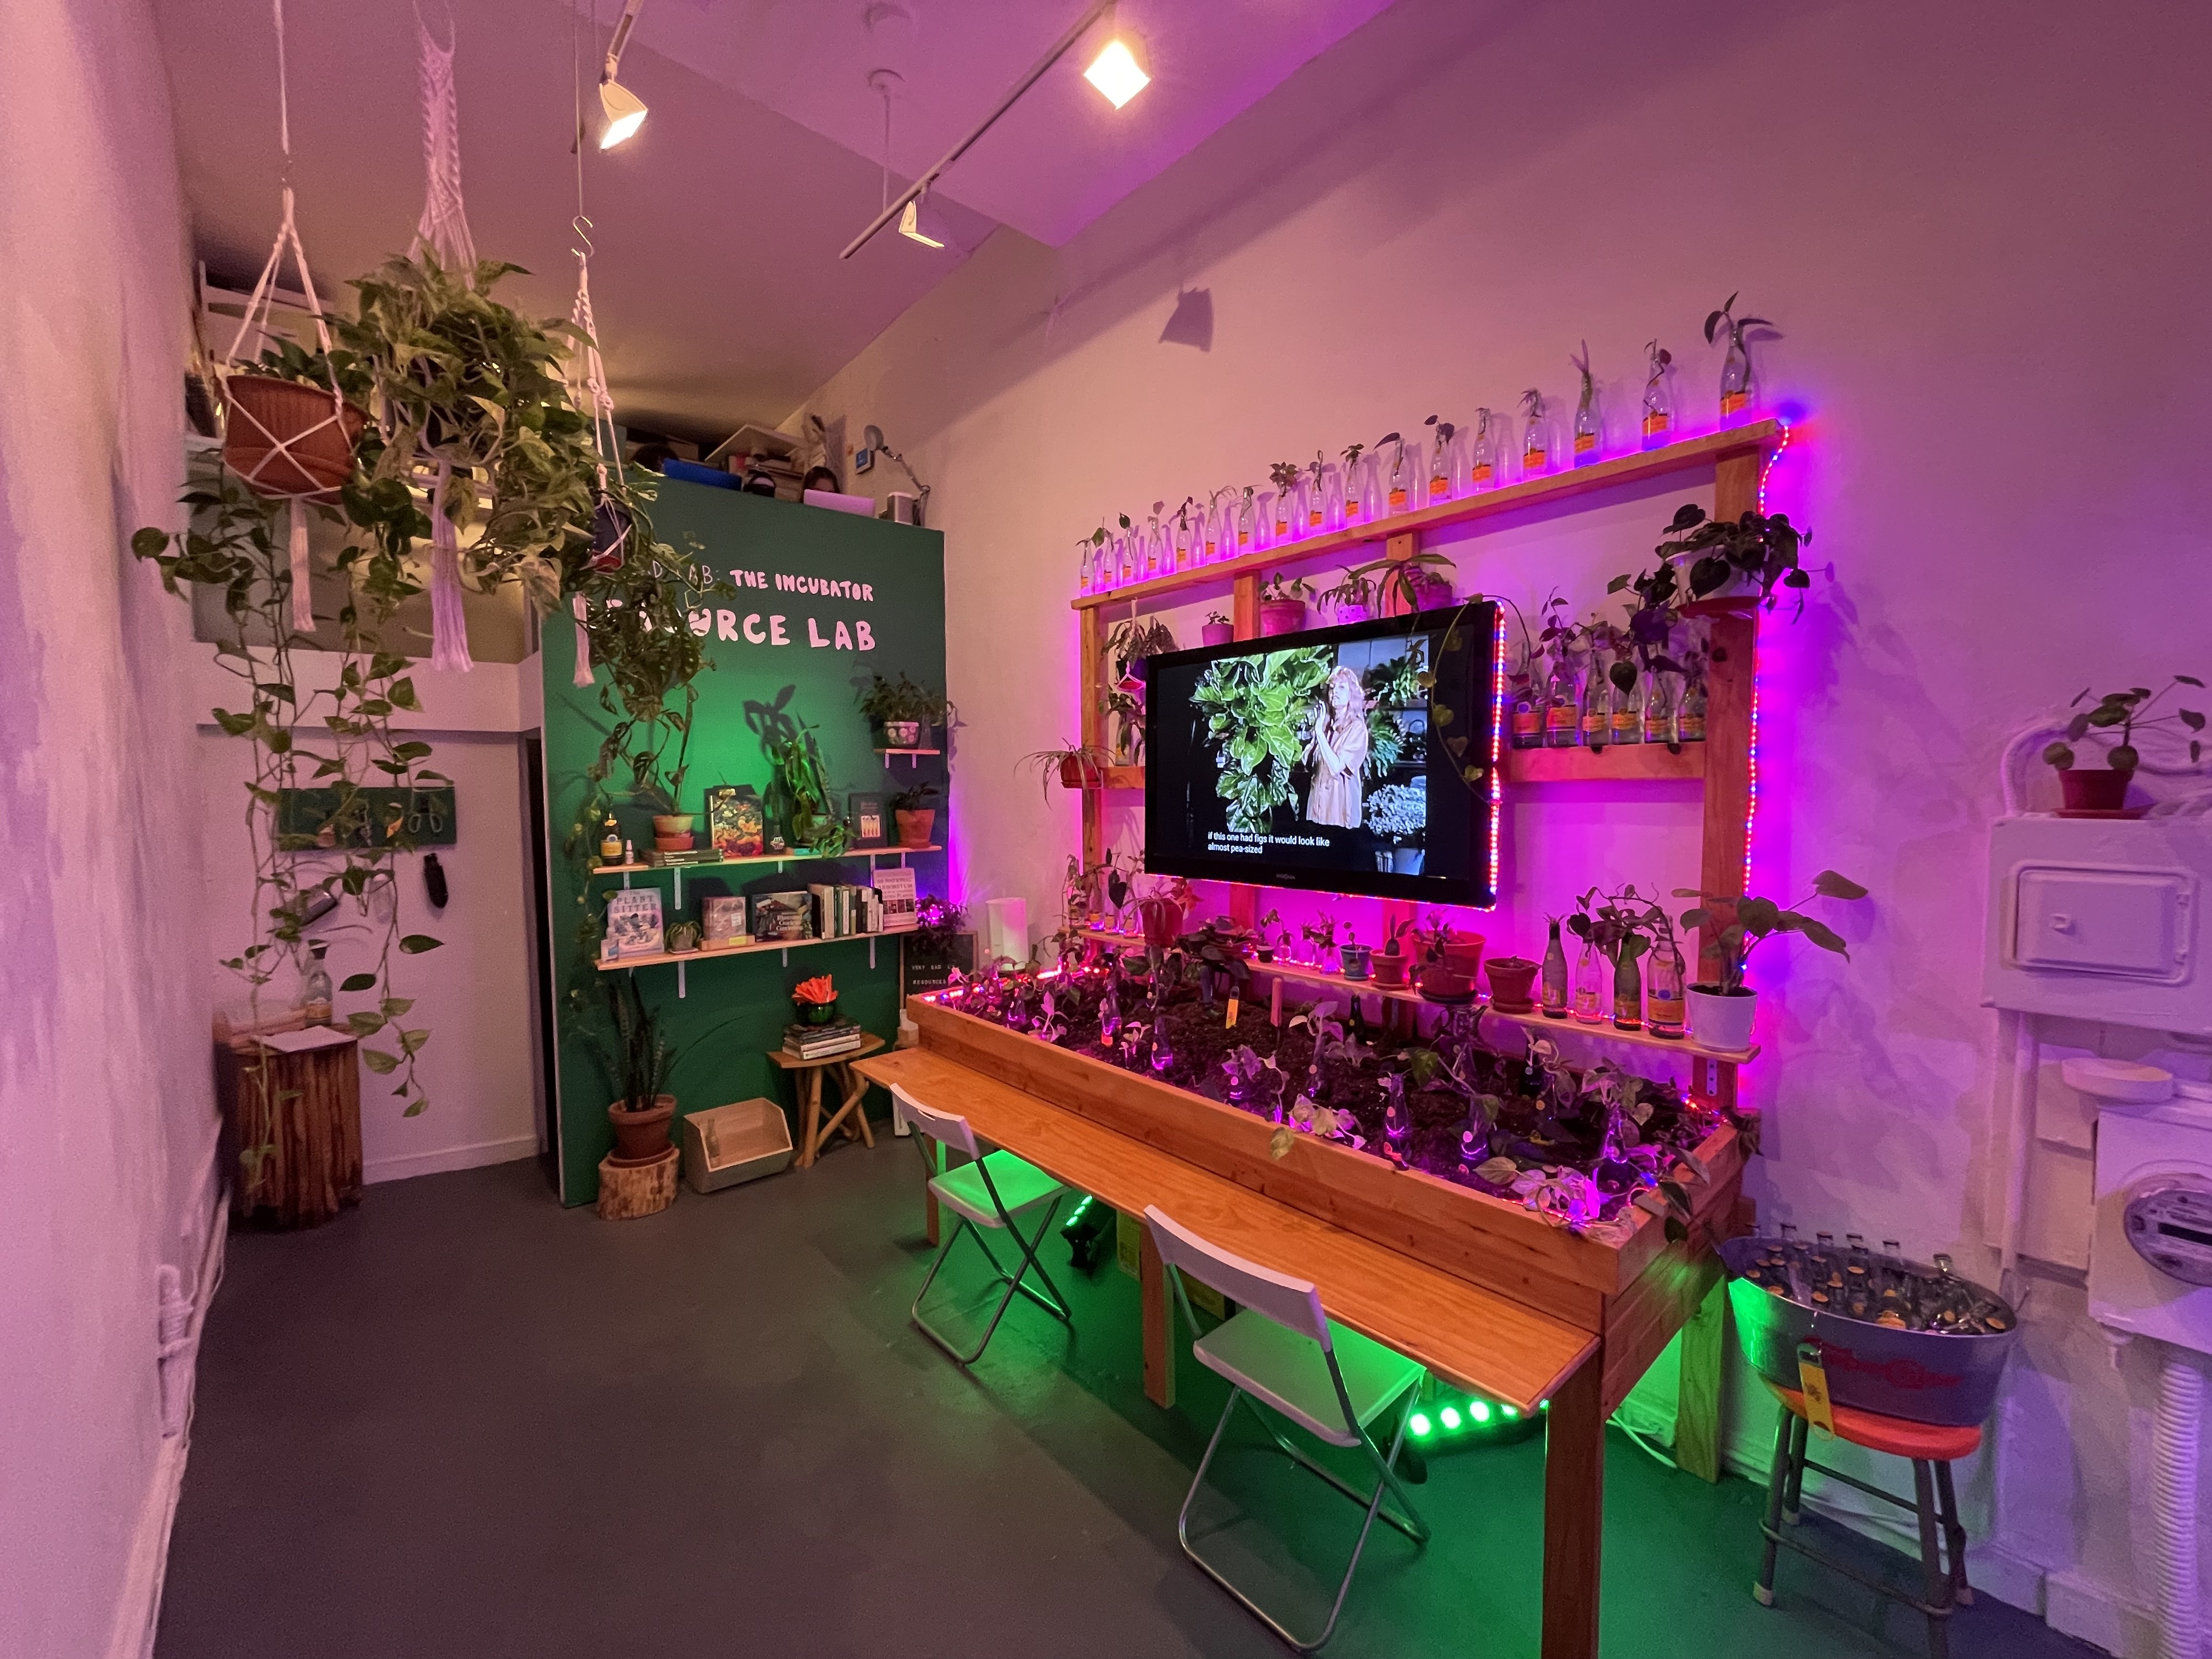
left=151, top=0, right=1395, bottom=439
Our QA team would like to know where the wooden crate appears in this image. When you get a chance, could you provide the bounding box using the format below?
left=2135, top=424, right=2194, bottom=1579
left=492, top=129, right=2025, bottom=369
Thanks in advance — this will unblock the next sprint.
left=910, top=994, right=1739, bottom=1402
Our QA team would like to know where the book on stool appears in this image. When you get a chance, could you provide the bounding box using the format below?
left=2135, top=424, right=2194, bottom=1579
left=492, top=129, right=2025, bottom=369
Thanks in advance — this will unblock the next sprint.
left=784, top=1018, right=863, bottom=1060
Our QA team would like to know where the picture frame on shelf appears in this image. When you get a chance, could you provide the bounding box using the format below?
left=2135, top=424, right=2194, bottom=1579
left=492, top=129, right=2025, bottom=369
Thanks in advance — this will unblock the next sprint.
left=848, top=791, right=887, bottom=848
left=705, top=783, right=765, bottom=859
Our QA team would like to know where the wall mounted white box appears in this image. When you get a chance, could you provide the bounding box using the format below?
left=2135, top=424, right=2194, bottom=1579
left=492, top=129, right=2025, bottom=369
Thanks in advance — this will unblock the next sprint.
left=1982, top=817, right=2210, bottom=1036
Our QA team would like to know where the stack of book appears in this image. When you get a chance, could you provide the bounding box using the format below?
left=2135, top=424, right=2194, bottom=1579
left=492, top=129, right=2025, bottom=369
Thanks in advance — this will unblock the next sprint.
left=783, top=1018, right=865, bottom=1061
left=810, top=882, right=884, bottom=939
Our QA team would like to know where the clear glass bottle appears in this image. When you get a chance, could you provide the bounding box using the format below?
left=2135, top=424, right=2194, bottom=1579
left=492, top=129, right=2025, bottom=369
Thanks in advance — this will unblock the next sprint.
left=1646, top=944, right=1685, bottom=1037
left=1144, top=510, right=1166, bottom=577
left=302, top=940, right=333, bottom=1026
left=1719, top=326, right=1754, bottom=423
left=1520, top=390, right=1549, bottom=477
left=1579, top=661, right=1611, bottom=748
left=1427, top=421, right=1454, bottom=504
left=1308, top=458, right=1330, bottom=531
left=1541, top=918, right=1570, bottom=1018
left=1678, top=677, right=1708, bottom=742
left=1544, top=653, right=1581, bottom=748
left=1611, top=946, right=1643, bottom=1030
left=1386, top=441, right=1412, bottom=515
left=1236, top=487, right=1257, bottom=551
left=1609, top=664, right=1642, bottom=746
left=1468, top=409, right=1496, bottom=490
left=1572, top=940, right=1604, bottom=1023
left=1172, top=508, right=1194, bottom=572
left=1572, top=380, right=1600, bottom=466
left=1511, top=680, right=1543, bottom=749
left=1640, top=340, right=1674, bottom=449
left=1642, top=670, right=1677, bottom=744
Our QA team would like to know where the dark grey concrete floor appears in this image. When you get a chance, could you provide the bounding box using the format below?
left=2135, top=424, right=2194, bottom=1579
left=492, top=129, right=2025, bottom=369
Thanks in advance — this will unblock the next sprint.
left=159, top=1120, right=2100, bottom=1658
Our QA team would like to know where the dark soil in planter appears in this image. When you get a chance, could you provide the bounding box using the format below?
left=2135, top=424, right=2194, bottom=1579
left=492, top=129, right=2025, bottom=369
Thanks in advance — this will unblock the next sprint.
left=951, top=956, right=1729, bottom=1227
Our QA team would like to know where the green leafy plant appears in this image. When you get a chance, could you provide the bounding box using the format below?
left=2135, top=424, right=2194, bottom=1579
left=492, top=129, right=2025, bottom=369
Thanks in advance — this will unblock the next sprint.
left=1017, top=742, right=1113, bottom=802
left=1567, top=883, right=1669, bottom=966
left=1654, top=500, right=1816, bottom=611
left=1205, top=609, right=1231, bottom=626
left=1105, top=616, right=1177, bottom=681
left=1260, top=571, right=1312, bottom=605
left=1318, top=568, right=1376, bottom=616
left=2043, top=678, right=2205, bottom=772
left=1190, top=646, right=1331, bottom=833
left=1268, top=460, right=1301, bottom=493
left=1347, top=550, right=1455, bottom=615
left=1675, top=871, right=1870, bottom=994
left=767, top=730, right=848, bottom=854
left=1365, top=782, right=1426, bottom=841
left=889, top=780, right=941, bottom=815
left=1705, top=292, right=1776, bottom=371
left=134, top=455, right=442, bottom=1124
left=857, top=671, right=955, bottom=729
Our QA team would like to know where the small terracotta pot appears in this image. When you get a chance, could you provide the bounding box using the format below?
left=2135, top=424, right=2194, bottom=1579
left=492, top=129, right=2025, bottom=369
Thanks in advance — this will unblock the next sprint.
left=895, top=808, right=935, bottom=849
left=1201, top=622, right=1236, bottom=646
left=653, top=832, right=694, bottom=852
left=1418, top=965, right=1474, bottom=1003
left=607, top=1094, right=675, bottom=1161
left=1058, top=754, right=1104, bottom=789
left=1485, top=956, right=1541, bottom=1012
left=2058, top=768, right=2130, bottom=812
left=652, top=814, right=697, bottom=835
left=222, top=375, right=366, bottom=501
left=1442, top=935, right=1486, bottom=979
left=1372, top=951, right=1407, bottom=988
left=1259, top=599, right=1308, bottom=636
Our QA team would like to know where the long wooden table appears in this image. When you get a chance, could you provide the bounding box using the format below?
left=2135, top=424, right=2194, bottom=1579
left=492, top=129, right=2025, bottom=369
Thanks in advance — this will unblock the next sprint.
left=858, top=1046, right=1613, bottom=1658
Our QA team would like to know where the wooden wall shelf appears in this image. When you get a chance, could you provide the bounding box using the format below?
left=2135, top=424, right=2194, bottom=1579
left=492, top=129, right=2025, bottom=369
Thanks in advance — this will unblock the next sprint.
left=1071, top=421, right=1782, bottom=613
left=1502, top=744, right=1707, bottom=785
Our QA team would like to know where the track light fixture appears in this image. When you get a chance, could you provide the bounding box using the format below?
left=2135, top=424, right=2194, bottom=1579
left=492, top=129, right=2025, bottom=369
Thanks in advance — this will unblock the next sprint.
left=598, top=0, right=650, bottom=149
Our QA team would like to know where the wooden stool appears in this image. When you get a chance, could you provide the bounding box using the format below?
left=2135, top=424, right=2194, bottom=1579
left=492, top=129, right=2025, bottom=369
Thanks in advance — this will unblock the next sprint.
left=212, top=1022, right=362, bottom=1229
left=769, top=1035, right=887, bottom=1167
left=1756, top=1378, right=1979, bottom=1659
left=598, top=1145, right=679, bottom=1220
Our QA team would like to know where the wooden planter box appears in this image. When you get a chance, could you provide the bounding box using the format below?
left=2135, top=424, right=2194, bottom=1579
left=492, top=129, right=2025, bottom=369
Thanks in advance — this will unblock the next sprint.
left=910, top=993, right=1742, bottom=1409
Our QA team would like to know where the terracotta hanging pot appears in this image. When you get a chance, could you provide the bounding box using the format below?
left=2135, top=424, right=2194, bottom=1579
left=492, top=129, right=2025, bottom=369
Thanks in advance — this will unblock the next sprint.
left=1057, top=754, right=1104, bottom=789
left=223, top=375, right=365, bottom=501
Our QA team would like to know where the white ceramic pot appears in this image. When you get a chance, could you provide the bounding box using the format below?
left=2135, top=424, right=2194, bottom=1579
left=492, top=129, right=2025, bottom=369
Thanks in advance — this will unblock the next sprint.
left=1688, top=984, right=1757, bottom=1052
left=1391, top=845, right=1425, bottom=875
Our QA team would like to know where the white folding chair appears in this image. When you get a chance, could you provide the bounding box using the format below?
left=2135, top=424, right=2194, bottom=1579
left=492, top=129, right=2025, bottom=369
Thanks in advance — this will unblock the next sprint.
left=892, top=1084, right=1074, bottom=1364
left=1144, top=1204, right=1429, bottom=1652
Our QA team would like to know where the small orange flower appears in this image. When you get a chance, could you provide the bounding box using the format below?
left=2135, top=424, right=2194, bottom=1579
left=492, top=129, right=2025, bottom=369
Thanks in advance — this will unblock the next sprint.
left=793, top=975, right=837, bottom=1004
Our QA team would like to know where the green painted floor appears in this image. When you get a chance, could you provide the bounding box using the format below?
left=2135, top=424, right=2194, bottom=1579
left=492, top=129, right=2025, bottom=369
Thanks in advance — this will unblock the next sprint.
left=159, top=1121, right=2098, bottom=1659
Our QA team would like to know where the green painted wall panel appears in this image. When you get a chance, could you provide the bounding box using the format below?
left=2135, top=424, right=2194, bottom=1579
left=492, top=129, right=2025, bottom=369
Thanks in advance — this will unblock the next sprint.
left=540, top=481, right=947, bottom=1204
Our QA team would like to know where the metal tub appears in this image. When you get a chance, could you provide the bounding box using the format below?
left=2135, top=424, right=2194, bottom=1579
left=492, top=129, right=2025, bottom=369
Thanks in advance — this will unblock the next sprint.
left=1720, top=1236, right=2019, bottom=1427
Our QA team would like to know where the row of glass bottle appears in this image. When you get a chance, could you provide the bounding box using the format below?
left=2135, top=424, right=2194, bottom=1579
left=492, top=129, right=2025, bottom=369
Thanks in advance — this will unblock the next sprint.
left=1512, top=662, right=1708, bottom=749
left=1538, top=918, right=1688, bottom=1037
left=1077, top=395, right=1679, bottom=595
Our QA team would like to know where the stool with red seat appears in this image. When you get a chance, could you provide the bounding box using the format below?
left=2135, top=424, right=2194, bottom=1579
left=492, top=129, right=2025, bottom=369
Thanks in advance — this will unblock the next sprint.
left=1756, top=1378, right=1978, bottom=1659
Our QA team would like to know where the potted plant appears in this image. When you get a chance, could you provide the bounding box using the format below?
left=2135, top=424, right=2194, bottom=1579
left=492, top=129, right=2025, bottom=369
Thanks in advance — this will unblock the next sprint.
left=1339, top=925, right=1372, bottom=980
left=1018, top=742, right=1112, bottom=799
left=1567, top=885, right=1673, bottom=1030
left=1318, top=569, right=1377, bottom=623
left=1373, top=916, right=1414, bottom=988
left=1348, top=549, right=1457, bottom=617
left=1652, top=500, right=1818, bottom=612
left=768, top=730, right=848, bottom=855
left=219, top=334, right=369, bottom=503
left=653, top=810, right=696, bottom=851
left=890, top=781, right=940, bottom=848
left=792, top=973, right=839, bottom=1025
left=857, top=672, right=955, bottom=748
left=1301, top=912, right=1341, bottom=972
left=595, top=976, right=676, bottom=1161
left=667, top=919, right=701, bottom=955
left=1259, top=572, right=1312, bottom=635
left=1268, top=461, right=1302, bottom=539
left=1178, top=917, right=1253, bottom=1005
left=1675, top=871, right=1870, bottom=1052
left=1485, top=954, right=1541, bottom=1013
left=1706, top=291, right=1776, bottom=421
left=1201, top=610, right=1235, bottom=647
left=1254, top=907, right=1283, bottom=963
left=1365, top=781, right=1427, bottom=874
left=2042, top=676, right=2204, bottom=813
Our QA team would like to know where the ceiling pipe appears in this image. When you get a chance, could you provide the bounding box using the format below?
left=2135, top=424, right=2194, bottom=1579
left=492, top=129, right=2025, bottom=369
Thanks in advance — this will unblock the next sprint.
left=838, top=0, right=1116, bottom=259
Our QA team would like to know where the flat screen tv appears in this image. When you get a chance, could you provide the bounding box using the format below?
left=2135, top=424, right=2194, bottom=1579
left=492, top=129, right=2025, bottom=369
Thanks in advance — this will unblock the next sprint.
left=1143, top=603, right=1500, bottom=905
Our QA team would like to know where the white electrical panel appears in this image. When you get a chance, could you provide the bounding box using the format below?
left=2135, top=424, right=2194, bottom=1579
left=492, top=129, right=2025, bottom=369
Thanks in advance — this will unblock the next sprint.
left=1984, top=817, right=2211, bottom=1036
left=2091, top=1091, right=2212, bottom=1355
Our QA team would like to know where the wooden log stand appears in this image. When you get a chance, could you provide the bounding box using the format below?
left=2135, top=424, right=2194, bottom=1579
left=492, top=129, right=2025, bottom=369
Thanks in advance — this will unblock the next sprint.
left=213, top=1017, right=362, bottom=1229
left=597, top=1145, right=680, bottom=1220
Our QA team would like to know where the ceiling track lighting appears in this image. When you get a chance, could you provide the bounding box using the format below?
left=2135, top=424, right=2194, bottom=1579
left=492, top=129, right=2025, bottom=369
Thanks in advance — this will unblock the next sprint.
left=839, top=0, right=1149, bottom=260
left=598, top=0, right=650, bottom=149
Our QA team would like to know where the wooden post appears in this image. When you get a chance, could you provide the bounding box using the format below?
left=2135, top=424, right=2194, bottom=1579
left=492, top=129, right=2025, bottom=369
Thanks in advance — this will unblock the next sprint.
left=1694, top=607, right=1757, bottom=980
left=215, top=1031, right=362, bottom=1229
left=1541, top=1351, right=1606, bottom=1659
left=1141, top=1219, right=1176, bottom=1408
left=1674, top=1279, right=1729, bottom=1483
left=1079, top=604, right=1106, bottom=873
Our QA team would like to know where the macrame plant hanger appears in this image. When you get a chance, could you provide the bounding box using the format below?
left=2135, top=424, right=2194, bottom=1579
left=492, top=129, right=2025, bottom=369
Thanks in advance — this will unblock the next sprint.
left=223, top=0, right=354, bottom=635
left=564, top=1, right=636, bottom=689
left=410, top=4, right=479, bottom=672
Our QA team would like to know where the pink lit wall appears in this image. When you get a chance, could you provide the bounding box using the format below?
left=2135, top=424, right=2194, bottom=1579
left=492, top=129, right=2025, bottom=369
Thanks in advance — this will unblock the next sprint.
left=0, top=1, right=218, bottom=1654
left=796, top=1, right=2212, bottom=1649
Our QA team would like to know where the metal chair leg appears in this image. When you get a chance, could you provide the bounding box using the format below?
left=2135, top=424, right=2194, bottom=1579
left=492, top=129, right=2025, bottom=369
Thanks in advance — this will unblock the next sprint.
left=1755, top=1401, right=1792, bottom=1606
left=1177, top=1387, right=1427, bottom=1651
left=909, top=1195, right=1070, bottom=1365
left=1933, top=1459, right=1972, bottom=1605
left=1782, top=1411, right=1809, bottom=1523
left=1911, top=1459, right=1952, bottom=1659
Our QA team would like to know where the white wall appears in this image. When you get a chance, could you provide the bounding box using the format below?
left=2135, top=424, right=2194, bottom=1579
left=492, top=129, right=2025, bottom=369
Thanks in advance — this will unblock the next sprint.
left=794, top=1, right=2212, bottom=1650
left=189, top=656, right=546, bottom=1183
left=0, top=2, right=219, bottom=1655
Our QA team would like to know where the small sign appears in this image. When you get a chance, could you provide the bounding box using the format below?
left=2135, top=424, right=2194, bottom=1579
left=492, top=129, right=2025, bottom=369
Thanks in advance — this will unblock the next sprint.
left=1796, top=1340, right=1836, bottom=1437
left=277, top=786, right=456, bottom=849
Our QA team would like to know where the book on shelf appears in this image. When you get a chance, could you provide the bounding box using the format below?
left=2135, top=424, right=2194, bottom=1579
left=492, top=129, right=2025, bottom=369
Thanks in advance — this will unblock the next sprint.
left=872, top=866, right=917, bottom=933
left=752, top=890, right=814, bottom=942
left=645, top=849, right=718, bottom=867
left=605, top=888, right=664, bottom=960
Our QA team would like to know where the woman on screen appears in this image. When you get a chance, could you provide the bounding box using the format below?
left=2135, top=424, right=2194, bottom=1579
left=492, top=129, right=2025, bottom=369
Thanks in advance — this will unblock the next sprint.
left=1304, top=665, right=1369, bottom=828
